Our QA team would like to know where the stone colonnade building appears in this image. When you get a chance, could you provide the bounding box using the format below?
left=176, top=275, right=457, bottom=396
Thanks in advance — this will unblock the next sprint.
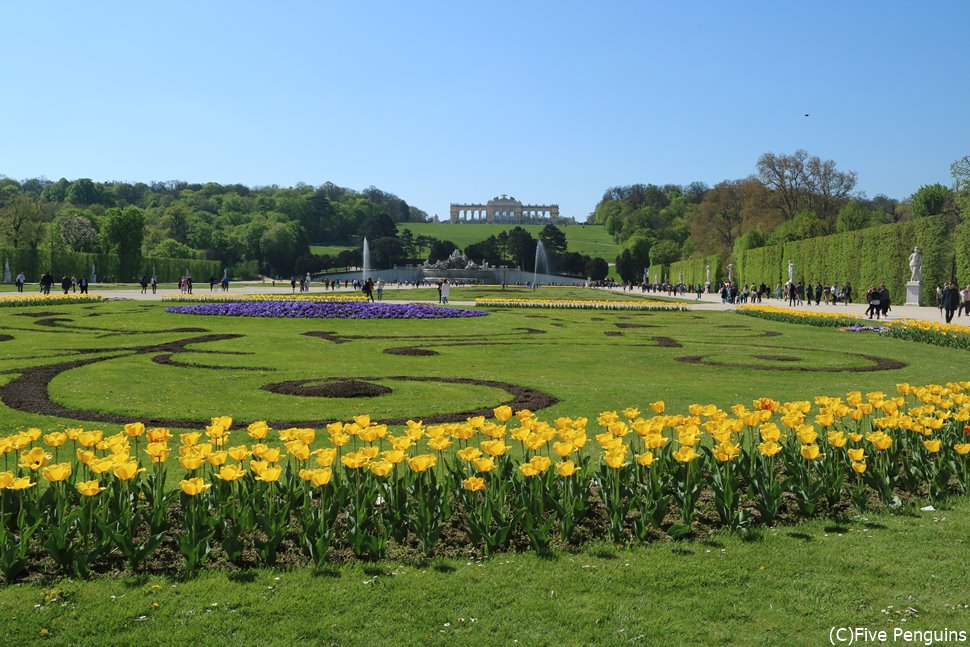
left=450, top=194, right=559, bottom=224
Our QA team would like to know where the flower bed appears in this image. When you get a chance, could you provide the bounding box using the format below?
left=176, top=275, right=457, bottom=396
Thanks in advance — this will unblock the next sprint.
left=2, top=382, right=969, bottom=577
left=161, top=293, right=366, bottom=303
left=474, top=298, right=689, bottom=311
left=165, top=301, right=487, bottom=319
left=0, top=294, right=103, bottom=308
left=738, top=306, right=970, bottom=351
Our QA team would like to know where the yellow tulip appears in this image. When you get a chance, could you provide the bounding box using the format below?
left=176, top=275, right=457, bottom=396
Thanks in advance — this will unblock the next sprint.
left=472, top=457, right=496, bottom=473
left=309, top=467, right=332, bottom=486
left=76, top=449, right=95, bottom=465
left=227, top=444, right=250, bottom=461
left=42, top=462, right=72, bottom=483
left=847, top=447, right=866, bottom=462
left=643, top=433, right=669, bottom=449
left=146, top=428, right=170, bottom=443
left=713, top=442, right=740, bottom=462
left=955, top=443, right=970, bottom=455
left=463, top=476, right=486, bottom=491
left=88, top=457, right=116, bottom=474
left=827, top=431, right=847, bottom=448
left=340, top=452, right=370, bottom=469
left=636, top=451, right=655, bottom=467
left=180, top=432, right=201, bottom=446
left=314, top=447, right=336, bottom=467
left=672, top=445, right=699, bottom=463
left=529, top=455, right=552, bottom=473
left=457, top=447, right=482, bottom=462
left=480, top=439, right=509, bottom=457
left=649, top=400, right=665, bottom=414
left=43, top=432, right=67, bottom=448
left=19, top=446, right=52, bottom=471
left=261, top=448, right=282, bottom=463
left=255, top=466, right=282, bottom=482
left=923, top=439, right=942, bottom=453
left=556, top=460, right=579, bottom=477
left=77, top=479, right=104, bottom=497
left=77, top=430, right=102, bottom=447
left=408, top=454, right=437, bottom=473
left=329, top=431, right=351, bottom=447
left=369, top=460, right=394, bottom=477
left=247, top=420, right=270, bottom=440
left=249, top=459, right=268, bottom=475
left=428, top=436, right=452, bottom=451
left=180, top=477, right=211, bottom=495
left=757, top=441, right=782, bottom=457
left=519, top=463, right=540, bottom=477
left=0, top=471, right=14, bottom=489
left=382, top=449, right=407, bottom=464
left=759, top=423, right=781, bottom=443
left=124, top=422, right=145, bottom=437
left=145, top=443, right=170, bottom=463
left=796, top=425, right=818, bottom=445
left=214, top=464, right=247, bottom=482
left=8, top=477, right=34, bottom=491
left=113, top=461, right=144, bottom=481
left=360, top=446, right=380, bottom=460
left=870, top=433, right=893, bottom=451
left=848, top=432, right=864, bottom=443
left=851, top=461, right=867, bottom=474
left=179, top=453, right=204, bottom=470
left=800, top=444, right=822, bottom=461
left=207, top=451, right=228, bottom=467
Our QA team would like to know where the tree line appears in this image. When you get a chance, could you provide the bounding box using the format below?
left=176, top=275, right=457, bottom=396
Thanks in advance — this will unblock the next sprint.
left=0, top=178, right=429, bottom=278
left=594, top=149, right=968, bottom=284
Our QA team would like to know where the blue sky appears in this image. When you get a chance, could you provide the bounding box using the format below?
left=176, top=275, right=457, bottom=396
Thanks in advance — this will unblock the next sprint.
left=2, top=1, right=968, bottom=221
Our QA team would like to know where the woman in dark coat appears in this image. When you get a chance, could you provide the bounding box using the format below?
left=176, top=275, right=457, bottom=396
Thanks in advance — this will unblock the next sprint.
left=942, top=281, right=961, bottom=323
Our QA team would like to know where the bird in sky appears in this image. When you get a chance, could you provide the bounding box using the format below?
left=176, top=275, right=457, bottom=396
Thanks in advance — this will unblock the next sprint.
left=804, top=113, right=810, bottom=117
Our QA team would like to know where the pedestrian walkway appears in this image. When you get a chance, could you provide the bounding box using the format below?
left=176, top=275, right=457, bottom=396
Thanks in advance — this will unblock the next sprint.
left=50, top=282, right=959, bottom=327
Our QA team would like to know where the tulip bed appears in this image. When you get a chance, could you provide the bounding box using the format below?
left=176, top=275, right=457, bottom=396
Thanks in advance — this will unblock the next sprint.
left=161, top=293, right=366, bottom=303
left=474, top=298, right=689, bottom=311
left=739, top=305, right=970, bottom=351
left=164, top=302, right=488, bottom=319
left=0, top=294, right=103, bottom=308
left=2, top=382, right=969, bottom=580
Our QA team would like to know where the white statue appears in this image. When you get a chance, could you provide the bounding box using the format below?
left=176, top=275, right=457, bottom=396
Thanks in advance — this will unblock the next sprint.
left=908, top=247, right=922, bottom=283
left=727, top=263, right=734, bottom=283
left=705, top=264, right=711, bottom=285
left=787, top=260, right=794, bottom=284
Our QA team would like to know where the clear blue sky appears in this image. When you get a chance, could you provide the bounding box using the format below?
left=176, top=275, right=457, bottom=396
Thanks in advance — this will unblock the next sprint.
left=2, top=1, right=968, bottom=221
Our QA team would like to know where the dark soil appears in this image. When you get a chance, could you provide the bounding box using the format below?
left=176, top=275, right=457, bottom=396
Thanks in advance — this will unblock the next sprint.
left=614, top=323, right=657, bottom=329
left=263, top=379, right=393, bottom=398
left=652, top=336, right=682, bottom=348
left=383, top=347, right=439, bottom=356
left=676, top=353, right=906, bottom=372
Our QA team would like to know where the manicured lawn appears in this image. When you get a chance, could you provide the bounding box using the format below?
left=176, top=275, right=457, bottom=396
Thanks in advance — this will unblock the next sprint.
left=2, top=299, right=969, bottom=645
left=398, top=222, right=620, bottom=260
left=2, top=499, right=968, bottom=646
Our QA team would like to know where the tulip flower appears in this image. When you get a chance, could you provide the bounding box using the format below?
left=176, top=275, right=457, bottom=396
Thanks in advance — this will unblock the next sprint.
left=492, top=405, right=513, bottom=422
left=147, top=428, right=171, bottom=443
left=847, top=447, right=867, bottom=462
left=408, top=454, right=437, bottom=473
left=314, top=447, right=336, bottom=467
left=113, top=461, right=144, bottom=481
left=923, top=439, right=942, bottom=453
left=42, top=462, right=72, bottom=483
left=8, top=477, right=34, bottom=490
left=179, top=454, right=205, bottom=471
left=636, top=451, right=655, bottom=467
left=180, top=477, right=211, bottom=495
left=757, top=441, right=782, bottom=457
left=851, top=461, right=867, bottom=474
left=555, top=460, right=579, bottom=477
left=713, top=442, right=741, bottom=462
left=800, top=444, right=822, bottom=461
left=227, top=444, right=250, bottom=461
left=0, top=471, right=14, bottom=489
left=43, top=432, right=67, bottom=448
left=77, top=480, right=105, bottom=497
left=19, top=446, right=52, bottom=471
left=463, top=476, right=486, bottom=491
left=255, top=466, right=282, bottom=482
left=955, top=443, right=970, bottom=455
left=247, top=420, right=270, bottom=440
left=472, top=457, right=496, bottom=473
left=214, top=464, right=247, bottom=482
left=180, top=432, right=201, bottom=446
left=124, top=422, right=145, bottom=437
left=145, top=443, right=170, bottom=463
left=369, top=460, right=393, bottom=477
left=672, top=446, right=699, bottom=463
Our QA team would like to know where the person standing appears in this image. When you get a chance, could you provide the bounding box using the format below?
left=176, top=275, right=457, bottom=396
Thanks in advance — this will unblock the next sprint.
left=843, top=281, right=852, bottom=305
left=362, top=278, right=375, bottom=302
left=78, top=276, right=88, bottom=294
left=140, top=275, right=149, bottom=294
left=963, top=284, right=970, bottom=318
left=440, top=279, right=451, bottom=305
left=879, top=283, right=891, bottom=318
left=60, top=275, right=71, bottom=295
left=15, top=271, right=25, bottom=293
left=942, top=281, right=960, bottom=323
left=815, top=282, right=822, bottom=306
left=376, top=278, right=384, bottom=301
left=151, top=275, right=157, bottom=294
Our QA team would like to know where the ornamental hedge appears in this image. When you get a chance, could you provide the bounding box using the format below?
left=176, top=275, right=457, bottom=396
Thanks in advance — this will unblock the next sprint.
left=0, top=248, right=221, bottom=285
left=733, top=217, right=954, bottom=305
left=668, top=254, right=721, bottom=287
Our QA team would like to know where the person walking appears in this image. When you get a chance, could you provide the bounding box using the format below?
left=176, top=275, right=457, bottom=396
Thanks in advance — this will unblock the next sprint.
left=78, top=276, right=88, bottom=294
left=843, top=282, right=852, bottom=305
left=376, top=278, right=384, bottom=301
left=362, top=278, right=375, bottom=302
left=15, top=271, right=25, bottom=293
left=942, top=281, right=960, bottom=323
left=440, top=279, right=451, bottom=305
left=151, top=275, right=157, bottom=294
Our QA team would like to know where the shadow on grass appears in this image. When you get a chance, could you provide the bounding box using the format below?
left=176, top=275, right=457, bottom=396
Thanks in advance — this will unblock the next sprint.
left=671, top=547, right=694, bottom=556
left=823, top=525, right=850, bottom=534
left=786, top=532, right=814, bottom=542
left=227, top=571, right=258, bottom=583
left=863, top=522, right=888, bottom=530
left=433, top=562, right=457, bottom=574
left=362, top=566, right=391, bottom=577
left=123, top=575, right=151, bottom=589
left=700, top=539, right=724, bottom=549
left=311, top=567, right=341, bottom=579
left=591, top=549, right=618, bottom=560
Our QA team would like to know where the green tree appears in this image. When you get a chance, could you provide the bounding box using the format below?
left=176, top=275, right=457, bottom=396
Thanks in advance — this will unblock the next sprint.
left=648, top=239, right=681, bottom=267
left=0, top=195, right=45, bottom=249
left=259, top=221, right=309, bottom=275
left=368, top=236, right=404, bottom=269
left=538, top=224, right=567, bottom=255
left=151, top=239, right=197, bottom=259
left=910, top=183, right=953, bottom=218
left=952, top=155, right=970, bottom=218
left=56, top=210, right=99, bottom=252
left=835, top=200, right=881, bottom=232
left=100, top=207, right=146, bottom=279
left=585, top=257, right=609, bottom=281
left=506, top=227, right=537, bottom=269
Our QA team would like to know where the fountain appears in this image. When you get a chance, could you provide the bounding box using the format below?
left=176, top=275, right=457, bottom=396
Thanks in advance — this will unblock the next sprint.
left=90, top=263, right=97, bottom=283
left=533, top=240, right=549, bottom=286
left=362, top=237, right=371, bottom=282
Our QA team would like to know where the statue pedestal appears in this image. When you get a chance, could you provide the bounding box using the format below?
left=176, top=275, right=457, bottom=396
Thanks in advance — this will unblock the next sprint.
left=905, top=281, right=920, bottom=306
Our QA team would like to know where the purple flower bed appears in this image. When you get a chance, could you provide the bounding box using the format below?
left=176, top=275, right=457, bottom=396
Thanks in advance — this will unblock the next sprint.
left=165, top=301, right=488, bottom=319
left=839, top=325, right=890, bottom=334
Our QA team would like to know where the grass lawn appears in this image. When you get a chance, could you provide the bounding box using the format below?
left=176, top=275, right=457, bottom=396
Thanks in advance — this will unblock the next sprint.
left=1, top=299, right=968, bottom=644
left=398, top=222, right=620, bottom=260
left=2, top=500, right=968, bottom=645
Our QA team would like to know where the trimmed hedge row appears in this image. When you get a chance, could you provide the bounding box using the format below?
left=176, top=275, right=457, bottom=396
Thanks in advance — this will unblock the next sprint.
left=0, top=248, right=221, bottom=285
left=734, top=217, right=952, bottom=305
left=668, top=254, right=721, bottom=287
